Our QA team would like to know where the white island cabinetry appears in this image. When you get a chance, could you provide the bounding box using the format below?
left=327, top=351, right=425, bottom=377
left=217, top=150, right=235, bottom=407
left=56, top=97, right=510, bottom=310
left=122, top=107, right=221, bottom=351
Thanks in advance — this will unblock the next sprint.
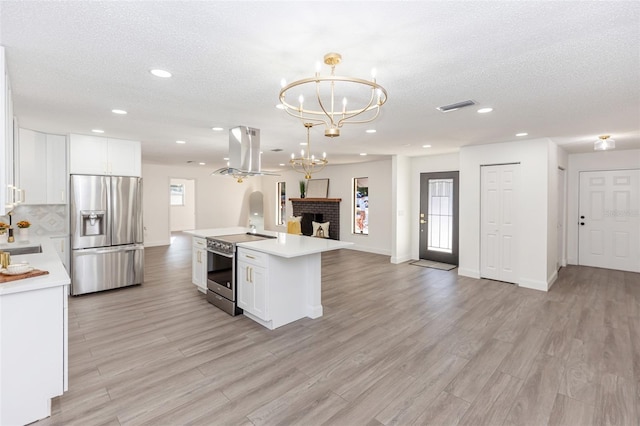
left=191, top=236, right=207, bottom=293
left=237, top=248, right=269, bottom=321
left=236, top=232, right=352, bottom=330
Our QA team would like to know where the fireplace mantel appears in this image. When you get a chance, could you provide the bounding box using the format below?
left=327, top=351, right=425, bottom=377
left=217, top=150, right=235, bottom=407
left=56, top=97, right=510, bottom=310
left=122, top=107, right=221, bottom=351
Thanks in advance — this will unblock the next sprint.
left=289, top=198, right=342, bottom=203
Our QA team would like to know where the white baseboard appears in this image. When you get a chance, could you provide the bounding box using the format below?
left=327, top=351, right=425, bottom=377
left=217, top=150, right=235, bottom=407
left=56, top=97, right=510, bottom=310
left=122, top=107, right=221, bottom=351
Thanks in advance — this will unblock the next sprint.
left=458, top=268, right=480, bottom=279
left=390, top=254, right=412, bottom=264
left=144, top=240, right=170, bottom=247
left=346, top=245, right=391, bottom=256
left=547, top=270, right=558, bottom=290
left=518, top=278, right=549, bottom=292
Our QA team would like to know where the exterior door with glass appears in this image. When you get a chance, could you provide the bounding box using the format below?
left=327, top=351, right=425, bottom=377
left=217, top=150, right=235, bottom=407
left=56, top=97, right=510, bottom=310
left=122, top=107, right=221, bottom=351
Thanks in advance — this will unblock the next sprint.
left=419, top=171, right=459, bottom=264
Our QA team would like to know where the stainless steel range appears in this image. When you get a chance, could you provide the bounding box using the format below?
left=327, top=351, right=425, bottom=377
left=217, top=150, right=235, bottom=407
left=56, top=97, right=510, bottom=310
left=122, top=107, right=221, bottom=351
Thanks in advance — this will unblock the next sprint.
left=205, top=233, right=275, bottom=315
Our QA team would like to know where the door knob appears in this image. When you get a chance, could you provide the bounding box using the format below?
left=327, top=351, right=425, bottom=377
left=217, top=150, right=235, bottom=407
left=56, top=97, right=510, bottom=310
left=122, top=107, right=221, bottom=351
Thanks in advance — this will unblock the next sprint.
left=580, top=215, right=585, bottom=219
left=580, top=222, right=585, bottom=226
left=420, top=219, right=426, bottom=224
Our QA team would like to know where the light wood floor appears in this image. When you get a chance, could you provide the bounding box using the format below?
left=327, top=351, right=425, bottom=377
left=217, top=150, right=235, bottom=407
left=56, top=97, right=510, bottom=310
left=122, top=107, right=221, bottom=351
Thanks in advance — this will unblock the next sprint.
left=36, top=232, right=639, bottom=426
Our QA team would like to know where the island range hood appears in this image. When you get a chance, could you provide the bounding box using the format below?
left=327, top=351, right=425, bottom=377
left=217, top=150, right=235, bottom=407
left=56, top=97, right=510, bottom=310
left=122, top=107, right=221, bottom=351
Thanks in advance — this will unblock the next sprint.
left=212, top=126, right=277, bottom=182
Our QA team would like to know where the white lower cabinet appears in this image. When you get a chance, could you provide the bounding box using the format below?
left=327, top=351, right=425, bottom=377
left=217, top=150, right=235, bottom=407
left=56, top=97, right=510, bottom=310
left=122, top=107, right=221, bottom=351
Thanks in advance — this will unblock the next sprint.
left=237, top=248, right=269, bottom=321
left=0, top=285, right=67, bottom=425
left=191, top=237, right=207, bottom=293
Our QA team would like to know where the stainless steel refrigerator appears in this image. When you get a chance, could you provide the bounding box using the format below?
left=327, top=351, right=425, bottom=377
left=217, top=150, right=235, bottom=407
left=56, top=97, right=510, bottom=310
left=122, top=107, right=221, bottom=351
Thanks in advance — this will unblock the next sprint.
left=70, top=175, right=144, bottom=295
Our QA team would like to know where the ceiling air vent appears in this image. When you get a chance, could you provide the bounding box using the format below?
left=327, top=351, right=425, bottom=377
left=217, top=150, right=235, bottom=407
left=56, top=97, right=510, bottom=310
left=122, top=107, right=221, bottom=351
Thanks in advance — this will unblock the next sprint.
left=436, top=100, right=476, bottom=113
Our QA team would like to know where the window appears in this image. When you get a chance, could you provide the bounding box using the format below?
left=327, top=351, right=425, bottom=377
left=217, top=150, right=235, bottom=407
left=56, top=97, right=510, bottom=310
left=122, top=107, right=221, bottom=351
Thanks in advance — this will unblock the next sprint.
left=277, top=182, right=286, bottom=225
left=170, top=184, right=185, bottom=206
left=428, top=178, right=453, bottom=253
left=353, top=177, right=369, bottom=234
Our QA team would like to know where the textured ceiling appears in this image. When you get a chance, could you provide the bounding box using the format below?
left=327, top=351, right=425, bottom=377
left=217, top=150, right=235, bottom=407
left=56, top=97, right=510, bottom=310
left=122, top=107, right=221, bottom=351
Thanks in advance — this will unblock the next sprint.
left=1, top=1, right=639, bottom=171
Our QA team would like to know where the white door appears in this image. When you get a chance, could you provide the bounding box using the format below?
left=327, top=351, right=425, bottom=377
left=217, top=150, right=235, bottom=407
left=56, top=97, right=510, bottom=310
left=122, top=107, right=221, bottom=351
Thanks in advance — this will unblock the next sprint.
left=578, top=170, right=640, bottom=273
left=481, top=164, right=520, bottom=283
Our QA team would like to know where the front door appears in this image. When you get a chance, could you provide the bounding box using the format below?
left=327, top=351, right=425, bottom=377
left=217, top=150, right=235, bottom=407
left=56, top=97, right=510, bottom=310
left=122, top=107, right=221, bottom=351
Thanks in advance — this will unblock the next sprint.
left=578, top=169, right=639, bottom=273
left=419, top=171, right=459, bottom=264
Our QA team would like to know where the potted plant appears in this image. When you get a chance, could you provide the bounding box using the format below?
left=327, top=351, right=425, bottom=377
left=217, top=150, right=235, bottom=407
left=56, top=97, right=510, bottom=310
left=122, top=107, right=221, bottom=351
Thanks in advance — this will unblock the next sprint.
left=17, top=220, right=30, bottom=241
left=299, top=180, right=306, bottom=198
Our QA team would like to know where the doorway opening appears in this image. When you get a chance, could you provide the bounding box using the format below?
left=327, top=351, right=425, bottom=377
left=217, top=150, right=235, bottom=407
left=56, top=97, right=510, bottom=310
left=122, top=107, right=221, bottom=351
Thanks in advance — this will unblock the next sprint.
left=169, top=178, right=196, bottom=235
left=419, top=171, right=459, bottom=265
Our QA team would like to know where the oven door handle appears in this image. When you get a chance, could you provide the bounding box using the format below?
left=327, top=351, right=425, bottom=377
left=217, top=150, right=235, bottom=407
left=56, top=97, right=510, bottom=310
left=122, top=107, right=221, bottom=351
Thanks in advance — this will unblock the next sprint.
left=206, top=249, right=234, bottom=258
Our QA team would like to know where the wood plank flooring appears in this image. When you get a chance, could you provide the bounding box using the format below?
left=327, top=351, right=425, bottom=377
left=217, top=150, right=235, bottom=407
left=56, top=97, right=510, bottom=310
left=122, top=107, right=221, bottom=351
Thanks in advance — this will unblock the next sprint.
left=35, top=232, right=640, bottom=425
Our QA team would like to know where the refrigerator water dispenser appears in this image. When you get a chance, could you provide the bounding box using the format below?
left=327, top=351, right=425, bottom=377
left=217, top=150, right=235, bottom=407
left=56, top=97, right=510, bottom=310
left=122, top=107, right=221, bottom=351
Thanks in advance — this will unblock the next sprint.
left=81, top=210, right=106, bottom=236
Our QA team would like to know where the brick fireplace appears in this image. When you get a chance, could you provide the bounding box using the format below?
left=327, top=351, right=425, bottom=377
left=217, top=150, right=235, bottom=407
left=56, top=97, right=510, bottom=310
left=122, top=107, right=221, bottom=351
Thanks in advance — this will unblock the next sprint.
left=290, top=198, right=341, bottom=240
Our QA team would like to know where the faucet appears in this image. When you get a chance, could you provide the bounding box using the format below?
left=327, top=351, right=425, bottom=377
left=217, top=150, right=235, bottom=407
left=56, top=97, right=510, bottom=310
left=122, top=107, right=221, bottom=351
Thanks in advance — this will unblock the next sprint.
left=249, top=221, right=256, bottom=233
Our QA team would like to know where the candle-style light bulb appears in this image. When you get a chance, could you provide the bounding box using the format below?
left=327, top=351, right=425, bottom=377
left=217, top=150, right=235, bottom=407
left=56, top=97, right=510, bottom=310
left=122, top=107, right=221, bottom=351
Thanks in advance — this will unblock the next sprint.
left=376, top=89, right=382, bottom=105
left=280, top=78, right=287, bottom=88
left=371, top=68, right=377, bottom=81
left=322, top=152, right=326, bottom=159
left=291, top=153, right=294, bottom=159
left=315, top=61, right=321, bottom=76
left=342, top=97, right=347, bottom=114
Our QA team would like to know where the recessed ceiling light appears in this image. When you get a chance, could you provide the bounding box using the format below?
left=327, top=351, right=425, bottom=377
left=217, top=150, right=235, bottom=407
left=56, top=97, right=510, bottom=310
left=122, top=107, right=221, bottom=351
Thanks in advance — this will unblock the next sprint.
left=150, top=69, right=172, bottom=78
left=223, top=157, right=229, bottom=161
left=366, top=129, right=377, bottom=134
left=360, top=153, right=367, bottom=156
left=422, top=144, right=432, bottom=148
left=516, top=132, right=528, bottom=137
left=300, top=142, right=307, bottom=146
left=111, top=109, right=127, bottom=115
left=176, top=140, right=186, bottom=144
left=279, top=163, right=285, bottom=166
left=212, top=127, right=224, bottom=131
left=477, top=107, right=493, bottom=114
left=92, top=129, right=105, bottom=133
left=198, top=162, right=206, bottom=166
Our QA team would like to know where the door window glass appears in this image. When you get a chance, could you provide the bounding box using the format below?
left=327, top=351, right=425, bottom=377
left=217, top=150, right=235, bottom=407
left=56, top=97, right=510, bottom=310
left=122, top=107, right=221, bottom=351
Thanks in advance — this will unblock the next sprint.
left=428, top=178, right=453, bottom=253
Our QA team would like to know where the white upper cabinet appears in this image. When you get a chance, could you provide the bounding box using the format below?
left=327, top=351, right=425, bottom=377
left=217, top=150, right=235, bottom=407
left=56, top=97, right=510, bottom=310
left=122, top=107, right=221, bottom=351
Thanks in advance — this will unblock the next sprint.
left=69, top=134, right=141, bottom=177
left=19, top=129, right=67, bottom=204
left=1, top=46, right=18, bottom=215
left=107, top=137, right=141, bottom=177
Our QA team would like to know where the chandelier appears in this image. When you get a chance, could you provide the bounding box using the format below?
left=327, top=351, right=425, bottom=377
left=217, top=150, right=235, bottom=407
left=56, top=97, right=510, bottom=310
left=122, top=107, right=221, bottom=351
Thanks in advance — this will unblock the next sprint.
left=279, top=52, right=388, bottom=137
left=594, top=135, right=615, bottom=151
left=290, top=123, right=328, bottom=179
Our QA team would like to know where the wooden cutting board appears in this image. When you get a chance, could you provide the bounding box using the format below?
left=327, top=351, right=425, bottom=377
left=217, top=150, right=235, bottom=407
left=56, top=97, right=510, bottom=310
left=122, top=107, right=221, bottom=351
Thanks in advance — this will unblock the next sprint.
left=0, top=269, right=49, bottom=283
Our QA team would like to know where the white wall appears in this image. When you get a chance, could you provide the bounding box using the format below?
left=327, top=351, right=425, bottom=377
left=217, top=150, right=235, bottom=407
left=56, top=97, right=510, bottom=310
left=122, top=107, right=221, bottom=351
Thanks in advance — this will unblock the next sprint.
left=409, top=153, right=461, bottom=261
left=262, top=159, right=393, bottom=255
left=170, top=178, right=195, bottom=231
left=459, top=139, right=552, bottom=290
left=142, top=163, right=262, bottom=246
left=566, top=149, right=640, bottom=264
left=391, top=155, right=412, bottom=263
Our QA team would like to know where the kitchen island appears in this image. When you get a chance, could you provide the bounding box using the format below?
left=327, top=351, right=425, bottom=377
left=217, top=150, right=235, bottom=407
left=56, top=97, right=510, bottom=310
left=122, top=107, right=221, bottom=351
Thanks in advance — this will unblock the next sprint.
left=0, top=237, right=70, bottom=425
left=185, top=228, right=351, bottom=329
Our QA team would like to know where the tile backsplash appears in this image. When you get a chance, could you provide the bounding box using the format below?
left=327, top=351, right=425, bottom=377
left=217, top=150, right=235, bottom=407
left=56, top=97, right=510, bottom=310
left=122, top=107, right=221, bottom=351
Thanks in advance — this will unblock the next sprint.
left=0, top=205, right=68, bottom=236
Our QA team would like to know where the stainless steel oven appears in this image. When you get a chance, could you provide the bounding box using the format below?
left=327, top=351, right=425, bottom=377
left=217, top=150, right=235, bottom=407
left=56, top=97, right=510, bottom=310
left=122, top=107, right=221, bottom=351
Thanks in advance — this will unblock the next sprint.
left=206, top=233, right=275, bottom=315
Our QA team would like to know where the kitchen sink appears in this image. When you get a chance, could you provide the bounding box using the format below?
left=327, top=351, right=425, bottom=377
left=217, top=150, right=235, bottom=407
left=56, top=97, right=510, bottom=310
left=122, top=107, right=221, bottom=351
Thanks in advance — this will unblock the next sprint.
left=0, top=245, right=43, bottom=255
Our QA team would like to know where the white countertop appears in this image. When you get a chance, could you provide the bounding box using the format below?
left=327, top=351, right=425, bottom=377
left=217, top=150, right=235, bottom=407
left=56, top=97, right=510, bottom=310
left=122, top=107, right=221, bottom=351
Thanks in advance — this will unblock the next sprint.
left=239, top=233, right=352, bottom=258
left=185, top=227, right=352, bottom=258
left=183, top=227, right=250, bottom=239
left=0, top=237, right=71, bottom=296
